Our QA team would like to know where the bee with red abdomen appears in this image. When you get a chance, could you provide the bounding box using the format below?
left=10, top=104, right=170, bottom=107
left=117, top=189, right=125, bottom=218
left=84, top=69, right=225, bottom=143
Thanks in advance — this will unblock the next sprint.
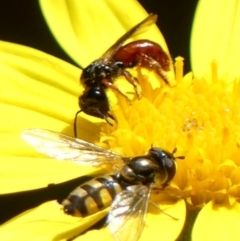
left=76, top=13, right=172, bottom=132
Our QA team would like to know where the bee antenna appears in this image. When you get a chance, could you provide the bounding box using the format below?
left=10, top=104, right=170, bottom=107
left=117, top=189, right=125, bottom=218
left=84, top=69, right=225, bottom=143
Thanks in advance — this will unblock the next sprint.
left=74, top=109, right=83, bottom=138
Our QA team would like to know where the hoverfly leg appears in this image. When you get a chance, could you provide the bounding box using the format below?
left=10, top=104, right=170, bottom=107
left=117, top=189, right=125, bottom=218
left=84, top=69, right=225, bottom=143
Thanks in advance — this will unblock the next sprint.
left=101, top=79, right=132, bottom=104
left=151, top=186, right=165, bottom=194
left=122, top=70, right=142, bottom=99
left=149, top=201, right=178, bottom=220
left=152, top=186, right=181, bottom=200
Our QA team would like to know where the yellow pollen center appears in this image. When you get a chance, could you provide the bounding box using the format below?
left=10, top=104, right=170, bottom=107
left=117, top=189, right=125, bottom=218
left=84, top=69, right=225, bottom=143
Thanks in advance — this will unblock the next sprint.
left=98, top=57, right=240, bottom=208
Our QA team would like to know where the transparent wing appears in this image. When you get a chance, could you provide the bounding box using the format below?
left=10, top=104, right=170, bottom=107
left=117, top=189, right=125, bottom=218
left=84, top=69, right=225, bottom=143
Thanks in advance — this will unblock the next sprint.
left=22, top=128, right=127, bottom=166
left=101, top=13, right=158, bottom=63
left=108, top=185, right=151, bottom=241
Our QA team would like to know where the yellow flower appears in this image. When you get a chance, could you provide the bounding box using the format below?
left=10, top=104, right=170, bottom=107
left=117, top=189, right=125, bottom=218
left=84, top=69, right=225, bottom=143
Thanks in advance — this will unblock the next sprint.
left=189, top=1, right=240, bottom=240
left=191, top=0, right=240, bottom=79
left=1, top=0, right=240, bottom=241
left=0, top=0, right=184, bottom=241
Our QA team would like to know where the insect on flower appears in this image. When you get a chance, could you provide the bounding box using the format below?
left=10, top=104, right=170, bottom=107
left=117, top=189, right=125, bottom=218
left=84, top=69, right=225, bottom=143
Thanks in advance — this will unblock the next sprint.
left=22, top=129, right=183, bottom=241
left=75, top=13, right=172, bottom=133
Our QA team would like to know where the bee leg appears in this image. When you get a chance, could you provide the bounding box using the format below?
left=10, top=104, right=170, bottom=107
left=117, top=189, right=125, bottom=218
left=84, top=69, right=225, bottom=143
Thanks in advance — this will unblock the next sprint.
left=106, top=112, right=118, bottom=126
left=138, top=54, right=170, bottom=86
left=122, top=70, right=142, bottom=99
left=101, top=79, right=132, bottom=104
left=94, top=108, right=116, bottom=126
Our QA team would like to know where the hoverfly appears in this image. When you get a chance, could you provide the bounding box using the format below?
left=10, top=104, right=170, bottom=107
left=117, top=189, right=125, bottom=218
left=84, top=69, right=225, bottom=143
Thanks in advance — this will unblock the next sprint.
left=22, top=129, right=182, bottom=241
left=76, top=13, right=172, bottom=133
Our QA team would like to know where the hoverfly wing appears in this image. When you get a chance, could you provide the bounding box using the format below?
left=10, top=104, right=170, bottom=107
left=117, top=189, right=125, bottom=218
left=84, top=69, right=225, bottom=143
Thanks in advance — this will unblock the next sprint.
left=22, top=129, right=126, bottom=166
left=108, top=185, right=151, bottom=241
left=101, top=13, right=158, bottom=62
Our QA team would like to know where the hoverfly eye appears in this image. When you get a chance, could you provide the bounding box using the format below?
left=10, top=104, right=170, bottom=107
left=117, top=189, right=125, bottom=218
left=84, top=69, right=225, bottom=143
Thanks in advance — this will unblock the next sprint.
left=148, top=147, right=165, bottom=158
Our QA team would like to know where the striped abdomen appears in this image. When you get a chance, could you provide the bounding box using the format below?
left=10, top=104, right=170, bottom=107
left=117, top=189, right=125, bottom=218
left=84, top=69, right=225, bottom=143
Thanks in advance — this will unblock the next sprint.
left=62, top=175, right=123, bottom=217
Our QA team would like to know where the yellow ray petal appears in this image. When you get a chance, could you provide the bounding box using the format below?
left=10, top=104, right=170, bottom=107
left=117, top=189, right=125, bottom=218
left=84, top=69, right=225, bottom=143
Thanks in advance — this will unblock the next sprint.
left=0, top=41, right=102, bottom=192
left=74, top=228, right=112, bottom=241
left=39, top=0, right=169, bottom=67
left=69, top=199, right=186, bottom=241
left=192, top=201, right=240, bottom=241
left=140, top=199, right=186, bottom=241
left=191, top=0, right=240, bottom=78
left=0, top=200, right=109, bottom=241
left=0, top=198, right=185, bottom=241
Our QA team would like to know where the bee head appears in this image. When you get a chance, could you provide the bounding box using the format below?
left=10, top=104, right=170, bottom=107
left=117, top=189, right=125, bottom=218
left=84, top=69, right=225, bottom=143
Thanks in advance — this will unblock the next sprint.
left=78, top=86, right=116, bottom=125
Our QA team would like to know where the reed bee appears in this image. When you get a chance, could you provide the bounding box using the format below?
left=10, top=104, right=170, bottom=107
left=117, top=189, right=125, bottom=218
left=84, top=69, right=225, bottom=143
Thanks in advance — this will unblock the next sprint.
left=76, top=13, right=172, bottom=132
left=22, top=129, right=182, bottom=241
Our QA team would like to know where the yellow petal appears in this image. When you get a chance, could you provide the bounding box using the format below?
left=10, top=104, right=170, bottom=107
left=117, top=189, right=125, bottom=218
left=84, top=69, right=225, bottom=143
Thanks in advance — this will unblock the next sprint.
left=140, top=199, right=186, bottom=241
left=74, top=228, right=112, bottom=241
left=191, top=0, right=240, bottom=78
left=192, top=201, right=240, bottom=241
left=0, top=201, right=109, bottom=241
left=39, top=0, right=169, bottom=67
left=73, top=199, right=186, bottom=241
left=0, top=198, right=185, bottom=241
left=0, top=41, right=101, bottom=192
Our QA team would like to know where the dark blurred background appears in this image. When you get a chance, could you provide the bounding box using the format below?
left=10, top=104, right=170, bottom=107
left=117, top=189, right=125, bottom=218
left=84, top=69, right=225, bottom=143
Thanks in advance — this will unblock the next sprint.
left=0, top=0, right=199, bottom=73
left=0, top=0, right=198, bottom=224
